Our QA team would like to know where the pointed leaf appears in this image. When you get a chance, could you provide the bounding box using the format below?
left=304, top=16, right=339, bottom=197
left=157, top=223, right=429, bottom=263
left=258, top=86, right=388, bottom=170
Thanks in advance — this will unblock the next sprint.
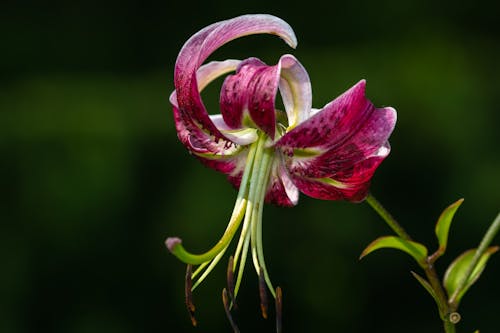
left=435, top=199, right=464, bottom=257
left=360, top=236, right=428, bottom=268
left=444, top=246, right=499, bottom=305
left=411, top=271, right=441, bottom=308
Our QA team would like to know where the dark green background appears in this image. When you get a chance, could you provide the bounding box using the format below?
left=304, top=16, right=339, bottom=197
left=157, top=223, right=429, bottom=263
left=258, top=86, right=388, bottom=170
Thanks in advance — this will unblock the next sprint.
left=1, top=1, right=499, bottom=332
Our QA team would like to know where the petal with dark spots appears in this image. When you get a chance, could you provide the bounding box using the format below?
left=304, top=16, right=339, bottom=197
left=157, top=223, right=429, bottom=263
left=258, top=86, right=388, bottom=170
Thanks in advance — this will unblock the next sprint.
left=288, top=106, right=396, bottom=179
left=170, top=61, right=241, bottom=157
left=290, top=152, right=389, bottom=202
left=276, top=80, right=396, bottom=202
left=276, top=80, right=373, bottom=150
left=220, top=58, right=280, bottom=138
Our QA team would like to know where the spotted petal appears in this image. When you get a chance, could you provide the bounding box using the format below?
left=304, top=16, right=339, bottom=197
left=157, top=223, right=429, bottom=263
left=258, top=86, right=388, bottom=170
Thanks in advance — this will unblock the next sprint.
left=220, top=58, right=280, bottom=138
left=171, top=60, right=244, bottom=175
left=276, top=80, right=397, bottom=202
left=174, top=14, right=297, bottom=142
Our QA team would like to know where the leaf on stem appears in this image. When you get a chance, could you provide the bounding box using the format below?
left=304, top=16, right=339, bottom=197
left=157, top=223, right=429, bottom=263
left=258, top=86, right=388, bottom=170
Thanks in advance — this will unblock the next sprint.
left=360, top=236, right=428, bottom=268
left=444, top=246, right=499, bottom=305
left=410, top=271, right=443, bottom=313
left=434, top=199, right=464, bottom=259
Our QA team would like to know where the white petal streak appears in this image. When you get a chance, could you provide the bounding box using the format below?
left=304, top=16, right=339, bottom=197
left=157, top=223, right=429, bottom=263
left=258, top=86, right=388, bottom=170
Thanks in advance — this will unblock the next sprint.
left=197, top=60, right=241, bottom=91
left=278, top=55, right=312, bottom=130
left=210, top=114, right=259, bottom=145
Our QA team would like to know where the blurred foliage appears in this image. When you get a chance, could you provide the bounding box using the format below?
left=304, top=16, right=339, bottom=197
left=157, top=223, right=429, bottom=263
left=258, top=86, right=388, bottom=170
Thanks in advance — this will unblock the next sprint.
left=0, top=0, right=499, bottom=332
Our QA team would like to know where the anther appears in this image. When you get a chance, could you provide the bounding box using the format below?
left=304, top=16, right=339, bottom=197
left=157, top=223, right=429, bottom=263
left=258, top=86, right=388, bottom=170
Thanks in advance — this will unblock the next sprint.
left=226, top=256, right=237, bottom=309
left=222, top=288, right=240, bottom=333
left=275, top=286, right=283, bottom=333
left=184, top=264, right=197, bottom=326
left=258, top=267, right=269, bottom=319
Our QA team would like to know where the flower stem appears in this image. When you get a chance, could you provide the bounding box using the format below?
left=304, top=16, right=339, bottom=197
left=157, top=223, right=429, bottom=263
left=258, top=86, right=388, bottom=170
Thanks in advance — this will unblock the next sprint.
left=366, top=192, right=458, bottom=333
left=365, top=193, right=412, bottom=241
left=444, top=319, right=456, bottom=333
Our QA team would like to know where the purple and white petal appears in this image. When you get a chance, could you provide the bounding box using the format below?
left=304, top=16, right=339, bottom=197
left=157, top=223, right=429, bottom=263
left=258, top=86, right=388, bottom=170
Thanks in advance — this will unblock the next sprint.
left=170, top=60, right=242, bottom=156
left=210, top=114, right=259, bottom=146
left=171, top=60, right=249, bottom=175
left=278, top=55, right=312, bottom=130
left=196, top=60, right=241, bottom=91
left=174, top=14, right=297, bottom=142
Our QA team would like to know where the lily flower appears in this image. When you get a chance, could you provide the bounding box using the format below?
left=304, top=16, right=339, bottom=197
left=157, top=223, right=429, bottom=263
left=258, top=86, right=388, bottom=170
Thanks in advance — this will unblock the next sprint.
left=166, top=14, right=396, bottom=327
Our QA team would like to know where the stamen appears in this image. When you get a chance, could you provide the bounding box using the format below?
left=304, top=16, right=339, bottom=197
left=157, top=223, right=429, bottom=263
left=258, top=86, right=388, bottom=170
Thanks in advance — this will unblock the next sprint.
left=227, top=255, right=237, bottom=308
left=275, top=286, right=283, bottom=333
left=184, top=265, right=197, bottom=326
left=233, top=215, right=252, bottom=298
left=166, top=138, right=259, bottom=266
left=192, top=248, right=228, bottom=291
left=259, top=268, right=269, bottom=319
left=222, top=288, right=240, bottom=333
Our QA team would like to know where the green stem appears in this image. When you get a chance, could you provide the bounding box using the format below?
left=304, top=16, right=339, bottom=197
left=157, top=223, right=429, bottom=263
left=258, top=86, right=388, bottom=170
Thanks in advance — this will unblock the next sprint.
left=449, top=212, right=500, bottom=307
left=365, top=193, right=412, bottom=241
left=424, top=263, right=455, bottom=332
left=444, top=320, right=456, bottom=333
left=366, top=193, right=457, bottom=333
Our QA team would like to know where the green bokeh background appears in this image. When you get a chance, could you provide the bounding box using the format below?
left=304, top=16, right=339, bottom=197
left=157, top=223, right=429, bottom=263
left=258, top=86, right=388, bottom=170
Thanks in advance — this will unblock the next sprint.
left=1, top=1, right=499, bottom=332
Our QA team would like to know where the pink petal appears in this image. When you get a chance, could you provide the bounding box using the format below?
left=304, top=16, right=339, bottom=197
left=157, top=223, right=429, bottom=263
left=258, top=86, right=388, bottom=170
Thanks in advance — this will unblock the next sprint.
left=174, top=14, right=297, bottom=142
left=277, top=80, right=372, bottom=150
left=290, top=145, right=390, bottom=202
left=171, top=60, right=246, bottom=175
left=220, top=58, right=280, bottom=138
left=171, top=60, right=240, bottom=157
left=276, top=80, right=397, bottom=202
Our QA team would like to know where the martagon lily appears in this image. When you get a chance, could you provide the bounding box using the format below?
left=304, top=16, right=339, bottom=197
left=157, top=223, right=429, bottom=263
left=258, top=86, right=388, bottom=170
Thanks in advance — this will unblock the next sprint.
left=166, top=14, right=397, bottom=328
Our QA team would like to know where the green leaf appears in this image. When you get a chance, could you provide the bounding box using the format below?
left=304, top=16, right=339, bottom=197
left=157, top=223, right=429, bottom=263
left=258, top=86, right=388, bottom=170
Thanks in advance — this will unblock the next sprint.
left=411, top=271, right=444, bottom=315
left=444, top=246, right=499, bottom=305
left=434, top=199, right=464, bottom=257
left=360, top=236, right=428, bottom=268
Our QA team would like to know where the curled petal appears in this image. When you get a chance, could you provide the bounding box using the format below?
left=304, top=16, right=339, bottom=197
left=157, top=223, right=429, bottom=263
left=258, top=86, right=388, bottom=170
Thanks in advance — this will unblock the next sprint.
left=220, top=58, right=280, bottom=138
left=276, top=80, right=397, bottom=202
left=196, top=60, right=241, bottom=91
left=171, top=60, right=246, bottom=176
left=174, top=14, right=297, bottom=141
left=171, top=60, right=240, bottom=156
left=210, top=114, right=259, bottom=146
left=278, top=55, right=312, bottom=130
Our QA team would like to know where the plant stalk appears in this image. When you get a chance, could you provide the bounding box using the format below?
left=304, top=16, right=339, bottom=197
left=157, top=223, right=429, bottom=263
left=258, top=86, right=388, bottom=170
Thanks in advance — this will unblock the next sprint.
left=366, top=193, right=458, bottom=333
